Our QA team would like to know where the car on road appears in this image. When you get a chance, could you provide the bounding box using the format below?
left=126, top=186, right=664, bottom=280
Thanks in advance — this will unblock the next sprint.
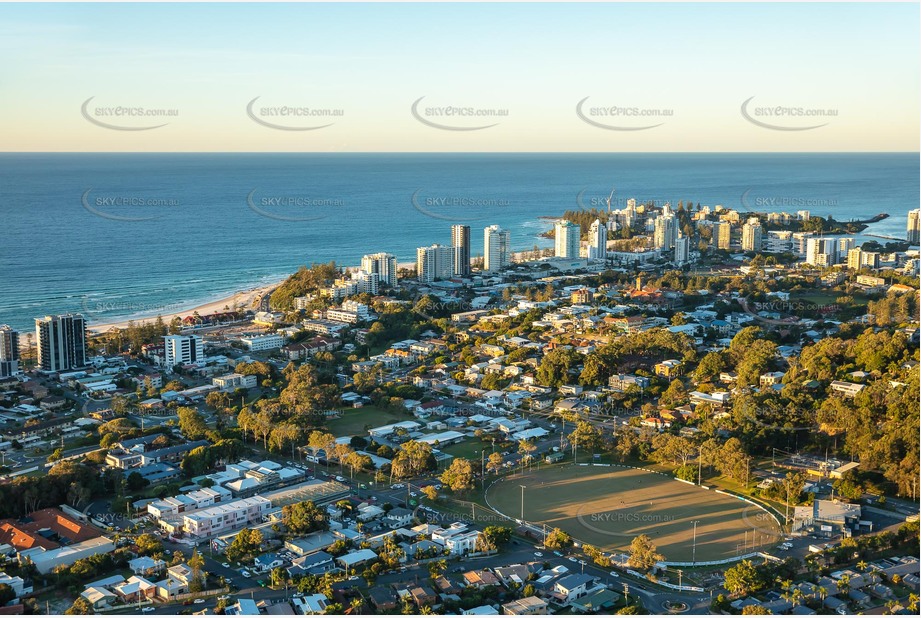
left=240, top=570, right=251, bottom=577
left=222, top=562, right=230, bottom=568
left=533, top=552, right=543, bottom=557
left=193, top=599, right=206, bottom=604
left=609, top=571, right=620, bottom=578
left=553, top=551, right=563, bottom=557
left=410, top=491, right=418, bottom=497
left=348, top=575, right=360, bottom=581
left=567, top=557, right=578, bottom=563
left=142, top=607, right=155, bottom=613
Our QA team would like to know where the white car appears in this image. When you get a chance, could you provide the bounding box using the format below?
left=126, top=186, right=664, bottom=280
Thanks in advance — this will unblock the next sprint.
left=241, top=570, right=251, bottom=577
left=222, top=562, right=230, bottom=568
left=534, top=552, right=543, bottom=557
left=142, top=607, right=155, bottom=613
left=609, top=571, right=620, bottom=578
left=348, top=575, right=360, bottom=581
left=193, top=599, right=206, bottom=604
left=567, top=557, right=578, bottom=563
left=410, top=491, right=418, bottom=497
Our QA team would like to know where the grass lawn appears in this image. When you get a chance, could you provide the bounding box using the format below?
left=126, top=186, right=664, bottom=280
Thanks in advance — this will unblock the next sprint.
left=325, top=405, right=409, bottom=437
left=440, top=438, right=496, bottom=462
left=487, top=464, right=784, bottom=562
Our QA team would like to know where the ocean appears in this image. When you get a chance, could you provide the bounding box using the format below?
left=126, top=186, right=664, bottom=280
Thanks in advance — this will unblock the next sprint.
left=0, top=153, right=917, bottom=331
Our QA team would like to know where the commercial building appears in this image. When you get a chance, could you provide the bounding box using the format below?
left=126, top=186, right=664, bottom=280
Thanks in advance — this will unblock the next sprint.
left=554, top=220, right=580, bottom=258
left=181, top=496, right=272, bottom=538
left=361, top=253, right=398, bottom=287
left=452, top=224, right=472, bottom=277
left=416, top=244, right=455, bottom=283
left=239, top=333, right=284, bottom=351
left=484, top=225, right=511, bottom=272
left=163, top=334, right=203, bottom=368
left=212, top=373, right=258, bottom=391
left=35, top=314, right=87, bottom=372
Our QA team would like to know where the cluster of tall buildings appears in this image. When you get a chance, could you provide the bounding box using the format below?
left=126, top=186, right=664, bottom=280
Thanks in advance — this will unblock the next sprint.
left=804, top=237, right=857, bottom=267
left=415, top=224, right=511, bottom=283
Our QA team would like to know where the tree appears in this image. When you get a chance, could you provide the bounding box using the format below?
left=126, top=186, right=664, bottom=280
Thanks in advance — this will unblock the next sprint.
left=64, top=597, right=95, bottom=615
left=225, top=528, right=264, bottom=563
left=568, top=421, right=603, bottom=454
left=543, top=528, right=573, bottom=550
left=481, top=526, right=513, bottom=548
left=421, top=486, right=439, bottom=501
left=724, top=559, right=765, bottom=595
left=439, top=457, right=475, bottom=494
left=741, top=606, right=771, bottom=615
left=537, top=348, right=580, bottom=387
left=126, top=471, right=150, bottom=491
left=177, top=406, right=209, bottom=440
left=135, top=533, right=163, bottom=556
left=390, top=440, right=436, bottom=480
left=486, top=452, right=505, bottom=475
left=282, top=501, right=329, bottom=534
left=188, top=549, right=206, bottom=592
left=0, top=584, right=15, bottom=606
left=628, top=534, right=663, bottom=570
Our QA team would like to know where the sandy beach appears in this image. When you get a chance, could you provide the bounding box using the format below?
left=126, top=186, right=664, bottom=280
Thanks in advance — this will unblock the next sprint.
left=86, top=280, right=284, bottom=334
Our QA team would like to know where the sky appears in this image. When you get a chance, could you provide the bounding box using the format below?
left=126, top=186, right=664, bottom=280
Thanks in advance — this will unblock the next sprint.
left=0, top=2, right=918, bottom=152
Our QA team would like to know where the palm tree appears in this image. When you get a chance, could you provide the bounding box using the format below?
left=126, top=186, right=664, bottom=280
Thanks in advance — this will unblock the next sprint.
left=817, top=586, right=828, bottom=602
left=907, top=594, right=919, bottom=613
left=791, top=589, right=804, bottom=608
left=857, top=560, right=868, bottom=572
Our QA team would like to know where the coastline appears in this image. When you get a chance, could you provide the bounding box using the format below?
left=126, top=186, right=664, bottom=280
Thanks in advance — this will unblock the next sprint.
left=85, top=280, right=285, bottom=334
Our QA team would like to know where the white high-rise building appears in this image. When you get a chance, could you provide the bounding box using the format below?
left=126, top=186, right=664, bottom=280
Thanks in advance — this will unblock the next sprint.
left=764, top=230, right=793, bottom=253
left=741, top=218, right=763, bottom=252
left=483, top=225, right=510, bottom=273
left=837, top=237, right=856, bottom=256
left=416, top=244, right=454, bottom=283
left=908, top=209, right=920, bottom=244
left=163, top=334, right=203, bottom=369
left=806, top=237, right=838, bottom=266
left=588, top=219, right=607, bottom=259
left=451, top=225, right=471, bottom=277
left=35, top=314, right=87, bottom=372
left=791, top=232, right=814, bottom=256
left=674, top=234, right=690, bottom=265
left=360, top=253, right=398, bottom=287
left=554, top=220, right=580, bottom=258
left=653, top=211, right=677, bottom=250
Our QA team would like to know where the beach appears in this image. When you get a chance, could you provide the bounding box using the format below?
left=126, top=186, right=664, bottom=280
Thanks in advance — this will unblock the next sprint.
left=85, top=281, right=283, bottom=334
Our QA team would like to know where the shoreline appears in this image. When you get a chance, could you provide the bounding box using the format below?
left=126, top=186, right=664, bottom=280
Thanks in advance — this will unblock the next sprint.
left=85, top=279, right=286, bottom=334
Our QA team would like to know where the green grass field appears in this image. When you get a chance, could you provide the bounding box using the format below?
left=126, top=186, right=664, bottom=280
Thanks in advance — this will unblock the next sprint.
left=487, top=464, right=783, bottom=563
left=325, top=405, right=409, bottom=437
